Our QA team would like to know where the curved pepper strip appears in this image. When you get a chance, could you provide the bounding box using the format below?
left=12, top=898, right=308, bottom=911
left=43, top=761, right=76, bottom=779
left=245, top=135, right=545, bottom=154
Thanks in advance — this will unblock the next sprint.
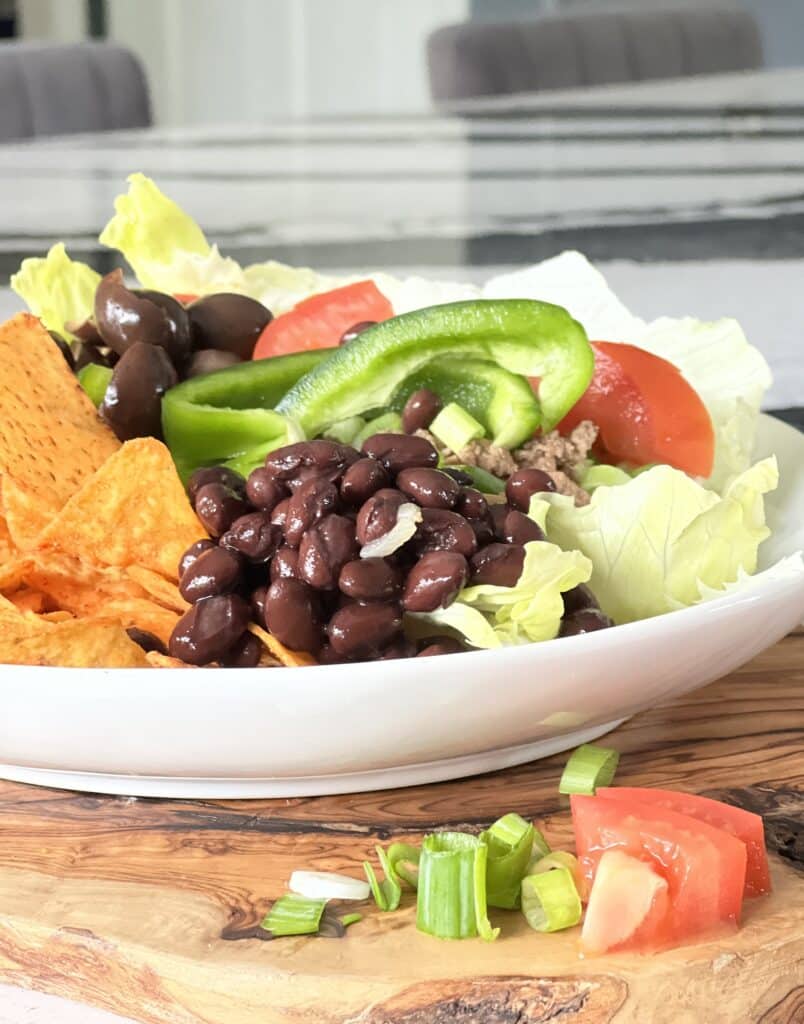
left=161, top=349, right=328, bottom=478
left=277, top=299, right=593, bottom=446
left=390, top=356, right=540, bottom=447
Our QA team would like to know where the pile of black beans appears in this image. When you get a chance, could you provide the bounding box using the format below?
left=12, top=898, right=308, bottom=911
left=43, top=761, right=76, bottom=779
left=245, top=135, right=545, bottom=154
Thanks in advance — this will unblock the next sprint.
left=168, top=432, right=612, bottom=667
left=51, top=269, right=272, bottom=442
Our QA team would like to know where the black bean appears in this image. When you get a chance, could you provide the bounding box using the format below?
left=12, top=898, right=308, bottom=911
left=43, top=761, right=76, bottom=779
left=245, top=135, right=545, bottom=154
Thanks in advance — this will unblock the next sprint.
left=220, top=631, right=262, bottom=667
left=284, top=477, right=339, bottom=547
left=169, top=594, right=251, bottom=665
left=506, top=468, right=557, bottom=511
left=178, top=538, right=217, bottom=578
left=470, top=543, right=526, bottom=587
left=126, top=627, right=167, bottom=655
left=270, top=545, right=300, bottom=582
left=99, top=341, right=177, bottom=442
left=187, top=293, right=272, bottom=359
left=95, top=270, right=191, bottom=366
left=489, top=502, right=511, bottom=541
left=377, top=636, right=418, bottom=660
left=396, top=467, right=460, bottom=510
left=402, top=551, right=469, bottom=613
left=185, top=349, right=241, bottom=378
left=442, top=467, right=474, bottom=486
left=251, top=584, right=268, bottom=625
left=502, top=509, right=545, bottom=545
left=402, top=388, right=442, bottom=434
left=559, top=609, right=614, bottom=637
left=265, top=440, right=357, bottom=490
left=339, top=320, right=376, bottom=345
left=298, top=514, right=359, bottom=590
left=194, top=482, right=250, bottom=538
left=469, top=517, right=495, bottom=548
left=187, top=465, right=246, bottom=502
left=338, top=557, right=402, bottom=602
left=355, top=488, right=407, bottom=546
left=270, top=498, right=291, bottom=529
left=415, top=508, right=477, bottom=559
left=246, top=467, right=287, bottom=512
left=179, top=545, right=244, bottom=603
left=340, top=457, right=389, bottom=506
left=327, top=602, right=402, bottom=659
left=317, top=643, right=343, bottom=665
left=562, top=583, right=599, bottom=616
left=264, top=578, right=323, bottom=652
left=361, top=432, right=439, bottom=474
left=454, top=486, right=488, bottom=520
left=417, top=638, right=465, bottom=657
left=221, top=512, right=281, bottom=562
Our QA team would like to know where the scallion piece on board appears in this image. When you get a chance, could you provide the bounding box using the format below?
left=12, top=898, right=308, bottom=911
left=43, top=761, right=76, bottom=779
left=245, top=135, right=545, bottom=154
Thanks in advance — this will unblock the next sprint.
left=558, top=743, right=620, bottom=796
left=416, top=832, right=499, bottom=942
left=521, top=867, right=582, bottom=933
left=481, top=813, right=535, bottom=910
left=388, top=842, right=421, bottom=890
left=340, top=913, right=363, bottom=929
left=262, top=894, right=327, bottom=936
left=429, top=402, right=485, bottom=453
left=363, top=845, right=402, bottom=912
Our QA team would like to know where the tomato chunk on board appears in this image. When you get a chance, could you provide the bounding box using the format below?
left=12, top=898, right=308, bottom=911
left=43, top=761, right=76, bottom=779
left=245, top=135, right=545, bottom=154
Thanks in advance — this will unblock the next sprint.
left=571, top=793, right=747, bottom=953
left=595, top=787, right=770, bottom=898
left=253, top=280, right=393, bottom=359
left=557, top=341, right=715, bottom=478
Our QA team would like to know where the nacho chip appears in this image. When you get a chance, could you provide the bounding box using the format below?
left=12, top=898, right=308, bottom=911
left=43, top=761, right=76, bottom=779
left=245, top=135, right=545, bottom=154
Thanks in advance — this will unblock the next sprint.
left=0, top=314, right=119, bottom=548
left=126, top=565, right=189, bottom=613
left=0, top=607, right=150, bottom=668
left=145, top=651, right=195, bottom=669
left=38, top=610, right=75, bottom=623
left=9, top=588, right=49, bottom=614
left=247, top=622, right=314, bottom=668
left=35, top=437, right=207, bottom=581
left=0, top=555, right=31, bottom=593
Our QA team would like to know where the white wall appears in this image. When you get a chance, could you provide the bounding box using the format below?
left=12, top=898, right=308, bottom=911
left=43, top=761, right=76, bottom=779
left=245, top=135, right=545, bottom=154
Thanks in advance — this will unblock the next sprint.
left=107, top=0, right=468, bottom=125
left=18, top=0, right=86, bottom=41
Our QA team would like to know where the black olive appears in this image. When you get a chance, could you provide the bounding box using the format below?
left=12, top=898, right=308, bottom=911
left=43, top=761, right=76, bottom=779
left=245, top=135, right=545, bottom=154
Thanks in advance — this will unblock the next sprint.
left=187, top=293, right=273, bottom=359
left=185, top=349, right=242, bottom=378
left=99, top=341, right=178, bottom=441
left=94, top=269, right=192, bottom=367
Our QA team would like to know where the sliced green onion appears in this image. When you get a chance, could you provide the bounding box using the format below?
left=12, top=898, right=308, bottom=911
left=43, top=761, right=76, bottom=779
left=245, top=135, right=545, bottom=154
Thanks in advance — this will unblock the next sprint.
left=340, top=913, right=362, bottom=929
left=77, top=362, right=113, bottom=407
left=262, top=894, right=327, bottom=936
left=388, top=842, right=421, bottom=890
left=447, top=463, right=506, bottom=495
left=527, top=850, right=586, bottom=898
left=559, top=743, right=620, bottom=796
left=416, top=832, right=499, bottom=941
left=363, top=844, right=402, bottom=912
left=521, top=867, right=582, bottom=933
left=289, top=870, right=369, bottom=901
left=353, top=411, right=403, bottom=448
left=532, top=826, right=551, bottom=860
left=481, top=813, right=534, bottom=910
left=324, top=415, right=366, bottom=445
left=430, top=403, right=485, bottom=453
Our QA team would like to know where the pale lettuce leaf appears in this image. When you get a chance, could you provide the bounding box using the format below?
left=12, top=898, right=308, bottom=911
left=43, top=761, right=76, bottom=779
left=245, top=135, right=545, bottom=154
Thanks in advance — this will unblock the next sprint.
left=10, top=243, right=100, bottom=341
left=531, top=457, right=779, bottom=623
left=407, top=540, right=592, bottom=648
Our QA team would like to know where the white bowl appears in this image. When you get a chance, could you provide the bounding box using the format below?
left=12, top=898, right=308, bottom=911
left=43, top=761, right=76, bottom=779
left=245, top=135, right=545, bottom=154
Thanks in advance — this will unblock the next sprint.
left=2, top=413, right=803, bottom=798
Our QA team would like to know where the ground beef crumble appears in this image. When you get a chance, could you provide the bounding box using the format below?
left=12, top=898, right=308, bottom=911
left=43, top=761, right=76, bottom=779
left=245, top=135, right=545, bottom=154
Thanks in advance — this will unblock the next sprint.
left=418, top=420, right=599, bottom=505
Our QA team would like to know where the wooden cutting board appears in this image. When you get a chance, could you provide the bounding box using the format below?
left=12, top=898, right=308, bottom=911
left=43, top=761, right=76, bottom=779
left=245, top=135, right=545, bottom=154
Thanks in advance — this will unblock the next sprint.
left=0, top=630, right=801, bottom=1024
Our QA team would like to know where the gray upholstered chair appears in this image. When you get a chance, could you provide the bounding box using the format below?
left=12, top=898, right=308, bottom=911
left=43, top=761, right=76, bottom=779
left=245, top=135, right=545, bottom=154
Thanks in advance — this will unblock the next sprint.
left=427, top=7, right=763, bottom=103
left=0, top=40, right=151, bottom=142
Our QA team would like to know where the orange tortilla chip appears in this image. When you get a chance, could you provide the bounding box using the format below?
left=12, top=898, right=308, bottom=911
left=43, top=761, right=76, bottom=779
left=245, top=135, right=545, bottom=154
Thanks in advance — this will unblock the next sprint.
left=0, top=556, right=31, bottom=593
left=247, top=622, right=315, bottom=667
left=38, top=610, right=75, bottom=623
left=145, top=651, right=195, bottom=669
left=0, top=603, right=149, bottom=668
left=0, top=314, right=119, bottom=548
left=36, top=437, right=207, bottom=581
left=126, top=565, right=189, bottom=613
left=9, top=588, right=49, bottom=614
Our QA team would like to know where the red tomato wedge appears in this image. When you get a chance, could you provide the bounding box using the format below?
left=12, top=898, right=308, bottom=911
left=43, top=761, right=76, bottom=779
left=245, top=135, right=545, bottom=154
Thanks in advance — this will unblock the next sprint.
left=596, top=787, right=771, bottom=898
left=557, top=341, right=715, bottom=477
left=174, top=293, right=199, bottom=305
left=571, top=794, right=747, bottom=953
left=252, top=280, right=393, bottom=359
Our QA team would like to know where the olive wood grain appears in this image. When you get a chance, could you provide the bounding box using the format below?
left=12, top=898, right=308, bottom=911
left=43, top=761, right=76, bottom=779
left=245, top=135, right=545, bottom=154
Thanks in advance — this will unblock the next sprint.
left=0, top=629, right=801, bottom=1024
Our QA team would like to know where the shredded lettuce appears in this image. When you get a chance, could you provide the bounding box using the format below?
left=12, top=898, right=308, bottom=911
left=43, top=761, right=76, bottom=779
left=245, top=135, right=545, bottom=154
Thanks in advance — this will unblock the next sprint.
left=10, top=243, right=100, bottom=341
left=407, top=540, right=592, bottom=648
left=531, top=457, right=779, bottom=623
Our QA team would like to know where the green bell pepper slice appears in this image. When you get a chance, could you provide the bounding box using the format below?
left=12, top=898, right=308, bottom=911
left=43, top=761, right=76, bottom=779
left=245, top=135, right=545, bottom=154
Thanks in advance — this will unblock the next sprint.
left=391, top=357, right=540, bottom=447
left=77, top=363, right=113, bottom=407
left=276, top=299, right=593, bottom=447
left=161, top=349, right=327, bottom=479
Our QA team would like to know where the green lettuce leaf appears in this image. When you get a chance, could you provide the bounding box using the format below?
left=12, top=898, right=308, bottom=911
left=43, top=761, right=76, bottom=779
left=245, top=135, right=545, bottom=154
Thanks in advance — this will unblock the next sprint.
left=531, top=457, right=778, bottom=623
left=407, top=540, right=592, bottom=648
left=99, top=173, right=338, bottom=311
left=10, top=243, right=100, bottom=341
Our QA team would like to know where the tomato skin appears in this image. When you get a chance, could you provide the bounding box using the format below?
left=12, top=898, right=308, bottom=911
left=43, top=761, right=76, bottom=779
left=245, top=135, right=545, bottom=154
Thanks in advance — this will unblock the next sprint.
left=253, top=280, right=393, bottom=359
left=596, top=787, right=770, bottom=898
left=557, top=341, right=715, bottom=478
left=174, top=293, right=199, bottom=305
left=571, top=793, right=747, bottom=952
